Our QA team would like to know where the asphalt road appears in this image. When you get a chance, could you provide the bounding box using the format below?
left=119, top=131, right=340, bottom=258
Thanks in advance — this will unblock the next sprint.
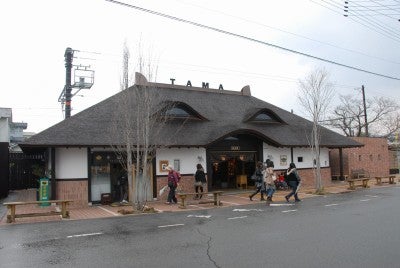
left=1, top=185, right=399, bottom=268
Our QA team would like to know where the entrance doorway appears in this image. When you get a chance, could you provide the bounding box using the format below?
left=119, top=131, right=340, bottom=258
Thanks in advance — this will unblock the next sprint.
left=110, top=163, right=127, bottom=202
left=209, top=152, right=256, bottom=189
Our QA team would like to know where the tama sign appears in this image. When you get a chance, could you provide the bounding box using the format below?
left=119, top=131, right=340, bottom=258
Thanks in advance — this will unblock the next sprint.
left=170, top=78, right=224, bottom=90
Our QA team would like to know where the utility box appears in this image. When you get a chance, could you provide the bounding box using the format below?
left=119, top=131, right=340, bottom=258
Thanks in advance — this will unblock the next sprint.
left=39, top=177, right=50, bottom=206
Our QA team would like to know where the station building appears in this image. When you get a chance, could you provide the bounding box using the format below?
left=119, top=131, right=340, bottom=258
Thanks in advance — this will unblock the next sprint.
left=21, top=73, right=361, bottom=206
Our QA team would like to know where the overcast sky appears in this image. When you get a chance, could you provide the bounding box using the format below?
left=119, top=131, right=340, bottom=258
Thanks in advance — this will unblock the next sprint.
left=1, top=0, right=399, bottom=133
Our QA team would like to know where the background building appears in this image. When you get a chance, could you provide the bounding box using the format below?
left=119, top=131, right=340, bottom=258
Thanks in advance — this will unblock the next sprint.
left=330, top=137, right=390, bottom=179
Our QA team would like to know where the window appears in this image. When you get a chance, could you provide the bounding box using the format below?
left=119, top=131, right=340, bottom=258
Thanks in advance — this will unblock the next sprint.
left=254, top=113, right=273, bottom=121
left=247, top=109, right=283, bottom=124
left=297, top=157, right=303, bottom=162
left=378, top=154, right=381, bottom=160
left=161, top=102, right=205, bottom=121
left=250, top=112, right=278, bottom=123
left=359, top=155, right=362, bottom=161
left=165, top=107, right=190, bottom=117
left=174, top=159, right=180, bottom=171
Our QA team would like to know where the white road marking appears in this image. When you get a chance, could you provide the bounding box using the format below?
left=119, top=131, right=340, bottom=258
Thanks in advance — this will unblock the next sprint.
left=98, top=206, right=120, bottom=216
left=325, top=203, right=339, bottom=207
left=360, top=199, right=370, bottom=202
left=67, top=232, right=103, bottom=238
left=158, top=224, right=185, bottom=228
left=268, top=203, right=295, bottom=207
left=187, top=215, right=212, bottom=218
left=228, top=216, right=248, bottom=220
left=221, top=201, right=241, bottom=205
left=232, top=208, right=263, bottom=212
left=282, top=209, right=298, bottom=213
left=365, top=195, right=378, bottom=198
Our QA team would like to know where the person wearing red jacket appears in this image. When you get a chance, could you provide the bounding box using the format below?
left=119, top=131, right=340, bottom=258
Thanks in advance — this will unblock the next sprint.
left=166, top=165, right=180, bottom=204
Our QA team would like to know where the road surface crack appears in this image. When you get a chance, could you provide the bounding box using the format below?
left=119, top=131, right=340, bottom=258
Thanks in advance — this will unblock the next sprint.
left=196, top=228, right=221, bottom=268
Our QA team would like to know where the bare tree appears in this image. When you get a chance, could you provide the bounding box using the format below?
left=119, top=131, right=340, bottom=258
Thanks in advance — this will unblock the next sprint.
left=298, top=68, right=334, bottom=193
left=110, top=42, right=162, bottom=210
left=327, top=94, right=400, bottom=138
left=110, top=42, right=182, bottom=210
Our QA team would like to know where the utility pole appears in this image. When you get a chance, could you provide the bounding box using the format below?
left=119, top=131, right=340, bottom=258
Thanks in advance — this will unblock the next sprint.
left=361, top=85, right=368, bottom=136
left=58, top=48, right=94, bottom=119
left=64, top=47, right=73, bottom=118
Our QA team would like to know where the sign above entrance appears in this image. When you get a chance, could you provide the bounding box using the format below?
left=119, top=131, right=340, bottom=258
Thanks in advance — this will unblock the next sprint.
left=231, top=146, right=240, bottom=151
left=170, top=78, right=224, bottom=90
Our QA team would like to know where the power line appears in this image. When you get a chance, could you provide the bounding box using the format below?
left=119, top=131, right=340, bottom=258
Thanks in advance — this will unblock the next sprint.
left=324, top=0, right=400, bottom=40
left=345, top=0, right=400, bottom=23
left=312, top=0, right=400, bottom=43
left=105, top=0, right=400, bottom=81
left=174, top=0, right=400, bottom=65
left=159, top=59, right=359, bottom=89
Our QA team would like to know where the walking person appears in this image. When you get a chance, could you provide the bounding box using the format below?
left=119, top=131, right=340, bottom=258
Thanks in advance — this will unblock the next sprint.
left=285, top=163, right=301, bottom=202
left=264, top=160, right=276, bottom=202
left=194, top=164, right=207, bottom=199
left=249, top=161, right=266, bottom=201
left=166, top=165, right=180, bottom=204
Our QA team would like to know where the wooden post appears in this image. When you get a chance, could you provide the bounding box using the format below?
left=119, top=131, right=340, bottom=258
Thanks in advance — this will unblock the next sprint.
left=7, top=204, right=16, bottom=223
left=61, top=202, right=68, bottom=218
left=179, top=194, right=187, bottom=209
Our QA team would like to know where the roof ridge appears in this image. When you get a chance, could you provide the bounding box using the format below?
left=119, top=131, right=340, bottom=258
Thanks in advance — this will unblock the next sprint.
left=134, top=72, right=251, bottom=96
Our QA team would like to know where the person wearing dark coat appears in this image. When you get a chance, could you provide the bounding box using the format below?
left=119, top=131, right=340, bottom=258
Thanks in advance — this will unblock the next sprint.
left=194, top=164, right=207, bottom=199
left=285, top=162, right=301, bottom=202
left=249, top=161, right=266, bottom=201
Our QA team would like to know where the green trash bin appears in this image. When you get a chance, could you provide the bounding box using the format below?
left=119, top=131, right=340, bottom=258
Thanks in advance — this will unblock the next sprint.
left=39, top=177, right=50, bottom=206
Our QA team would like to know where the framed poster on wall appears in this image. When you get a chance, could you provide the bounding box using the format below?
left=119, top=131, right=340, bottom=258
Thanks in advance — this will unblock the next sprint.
left=159, top=160, right=169, bottom=172
left=280, top=155, right=287, bottom=166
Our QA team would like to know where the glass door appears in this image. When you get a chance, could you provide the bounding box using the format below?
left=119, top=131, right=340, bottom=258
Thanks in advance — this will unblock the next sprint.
left=91, top=164, right=111, bottom=202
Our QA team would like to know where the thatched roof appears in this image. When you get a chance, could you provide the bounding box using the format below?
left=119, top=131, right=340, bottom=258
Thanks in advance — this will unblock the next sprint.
left=21, top=73, right=361, bottom=149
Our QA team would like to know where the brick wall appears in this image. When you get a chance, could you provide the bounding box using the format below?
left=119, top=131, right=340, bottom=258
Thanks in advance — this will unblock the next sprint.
left=56, top=180, right=88, bottom=207
left=296, top=167, right=332, bottom=188
left=330, top=137, right=389, bottom=178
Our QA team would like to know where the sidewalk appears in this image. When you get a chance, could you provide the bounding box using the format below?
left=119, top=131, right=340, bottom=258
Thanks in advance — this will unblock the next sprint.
left=1, top=180, right=397, bottom=225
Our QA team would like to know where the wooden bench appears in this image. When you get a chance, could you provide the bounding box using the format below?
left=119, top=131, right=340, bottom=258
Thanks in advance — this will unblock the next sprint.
left=375, top=176, right=396, bottom=185
left=3, top=200, right=73, bottom=223
left=347, top=178, right=370, bottom=190
left=176, top=191, right=223, bottom=209
left=348, top=169, right=370, bottom=190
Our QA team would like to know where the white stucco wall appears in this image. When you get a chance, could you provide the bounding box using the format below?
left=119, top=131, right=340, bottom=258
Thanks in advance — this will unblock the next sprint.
left=156, top=148, right=207, bottom=175
left=263, top=144, right=291, bottom=170
left=293, top=147, right=329, bottom=168
left=55, top=148, right=88, bottom=179
left=263, top=143, right=329, bottom=169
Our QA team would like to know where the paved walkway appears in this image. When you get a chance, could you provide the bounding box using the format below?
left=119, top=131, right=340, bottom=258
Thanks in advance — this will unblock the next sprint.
left=1, top=179, right=398, bottom=225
